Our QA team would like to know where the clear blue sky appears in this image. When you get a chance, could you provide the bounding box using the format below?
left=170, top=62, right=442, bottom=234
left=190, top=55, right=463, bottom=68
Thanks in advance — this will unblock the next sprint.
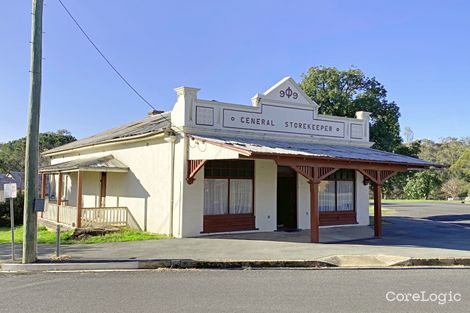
left=1, top=0, right=469, bottom=143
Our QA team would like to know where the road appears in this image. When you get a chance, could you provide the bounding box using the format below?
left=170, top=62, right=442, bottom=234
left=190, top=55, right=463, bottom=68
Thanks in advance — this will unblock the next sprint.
left=1, top=268, right=469, bottom=313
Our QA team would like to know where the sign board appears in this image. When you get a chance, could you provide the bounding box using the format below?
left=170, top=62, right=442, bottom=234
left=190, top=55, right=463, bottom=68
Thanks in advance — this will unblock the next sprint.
left=34, top=198, right=45, bottom=212
left=223, top=105, right=345, bottom=138
left=3, top=183, right=17, bottom=199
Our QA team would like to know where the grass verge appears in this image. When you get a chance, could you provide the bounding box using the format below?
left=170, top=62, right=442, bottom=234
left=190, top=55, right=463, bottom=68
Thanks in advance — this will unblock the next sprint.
left=0, top=225, right=168, bottom=244
left=368, top=205, right=395, bottom=215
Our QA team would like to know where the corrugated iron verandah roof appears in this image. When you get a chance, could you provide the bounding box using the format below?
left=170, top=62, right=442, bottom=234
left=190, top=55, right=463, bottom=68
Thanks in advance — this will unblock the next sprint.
left=40, top=155, right=129, bottom=174
left=189, top=135, right=440, bottom=169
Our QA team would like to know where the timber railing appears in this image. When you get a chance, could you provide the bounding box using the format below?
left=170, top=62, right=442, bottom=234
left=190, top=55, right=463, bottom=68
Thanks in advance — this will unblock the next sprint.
left=42, top=200, right=131, bottom=228
left=42, top=200, right=78, bottom=226
left=42, top=201, right=58, bottom=222
left=81, top=207, right=129, bottom=227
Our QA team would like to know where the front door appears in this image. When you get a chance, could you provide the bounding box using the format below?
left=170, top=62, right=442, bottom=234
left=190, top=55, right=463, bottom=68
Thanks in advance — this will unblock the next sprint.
left=277, top=166, right=297, bottom=230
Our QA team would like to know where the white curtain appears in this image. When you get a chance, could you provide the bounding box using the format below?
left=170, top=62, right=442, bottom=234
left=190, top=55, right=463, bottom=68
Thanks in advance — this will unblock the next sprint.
left=204, top=179, right=228, bottom=215
left=229, top=179, right=253, bottom=214
left=337, top=181, right=354, bottom=211
left=319, top=181, right=335, bottom=212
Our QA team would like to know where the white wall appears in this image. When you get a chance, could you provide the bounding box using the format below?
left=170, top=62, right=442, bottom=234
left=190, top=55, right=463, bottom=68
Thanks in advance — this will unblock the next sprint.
left=254, top=159, right=277, bottom=231
left=297, top=174, right=310, bottom=229
left=356, top=171, right=370, bottom=226
left=179, top=169, right=204, bottom=237
left=82, top=172, right=100, bottom=207
left=49, top=138, right=172, bottom=234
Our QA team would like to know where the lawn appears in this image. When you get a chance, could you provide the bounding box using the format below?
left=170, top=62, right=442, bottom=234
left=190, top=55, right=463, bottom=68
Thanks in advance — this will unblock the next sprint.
left=368, top=205, right=395, bottom=215
left=0, top=225, right=168, bottom=244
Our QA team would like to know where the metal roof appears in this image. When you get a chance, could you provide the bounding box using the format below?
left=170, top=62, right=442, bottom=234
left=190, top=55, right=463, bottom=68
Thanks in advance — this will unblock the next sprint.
left=191, top=135, right=438, bottom=168
left=44, top=112, right=171, bottom=155
left=40, top=155, right=129, bottom=173
left=0, top=174, right=16, bottom=187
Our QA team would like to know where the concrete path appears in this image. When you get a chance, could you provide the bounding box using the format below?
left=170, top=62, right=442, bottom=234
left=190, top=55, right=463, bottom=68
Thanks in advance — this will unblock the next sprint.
left=1, top=202, right=469, bottom=263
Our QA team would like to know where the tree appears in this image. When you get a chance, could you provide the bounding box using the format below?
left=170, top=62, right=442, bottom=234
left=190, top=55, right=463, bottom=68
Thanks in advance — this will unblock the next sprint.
left=0, top=130, right=76, bottom=173
left=404, top=170, right=442, bottom=200
left=0, top=191, right=24, bottom=226
left=450, top=148, right=470, bottom=182
left=403, top=127, right=414, bottom=143
left=441, top=177, right=466, bottom=199
left=300, top=66, right=402, bottom=152
left=418, top=137, right=468, bottom=167
left=382, top=141, right=421, bottom=199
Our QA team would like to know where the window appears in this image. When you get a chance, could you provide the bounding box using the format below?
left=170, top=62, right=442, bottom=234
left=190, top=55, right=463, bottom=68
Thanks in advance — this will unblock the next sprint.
left=319, top=169, right=355, bottom=212
left=203, top=160, right=254, bottom=216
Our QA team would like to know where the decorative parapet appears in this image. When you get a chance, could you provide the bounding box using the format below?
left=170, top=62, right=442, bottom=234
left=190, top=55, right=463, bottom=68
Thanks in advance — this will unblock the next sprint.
left=171, top=77, right=373, bottom=145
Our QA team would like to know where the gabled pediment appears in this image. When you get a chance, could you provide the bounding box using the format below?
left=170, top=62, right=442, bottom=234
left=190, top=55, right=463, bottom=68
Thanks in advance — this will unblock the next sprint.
left=258, top=76, right=318, bottom=109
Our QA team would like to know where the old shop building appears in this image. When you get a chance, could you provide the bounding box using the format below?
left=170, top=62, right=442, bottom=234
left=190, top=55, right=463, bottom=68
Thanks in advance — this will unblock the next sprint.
left=39, top=77, right=435, bottom=242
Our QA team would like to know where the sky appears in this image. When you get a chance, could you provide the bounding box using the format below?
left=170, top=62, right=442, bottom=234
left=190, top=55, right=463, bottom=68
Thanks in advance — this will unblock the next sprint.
left=1, top=0, right=469, bottom=143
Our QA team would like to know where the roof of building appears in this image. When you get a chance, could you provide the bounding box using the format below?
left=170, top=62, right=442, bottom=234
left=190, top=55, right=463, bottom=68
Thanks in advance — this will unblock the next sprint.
left=191, top=135, right=439, bottom=168
left=39, top=155, right=129, bottom=173
left=44, top=112, right=171, bottom=155
left=0, top=174, right=16, bottom=188
left=8, top=172, right=24, bottom=188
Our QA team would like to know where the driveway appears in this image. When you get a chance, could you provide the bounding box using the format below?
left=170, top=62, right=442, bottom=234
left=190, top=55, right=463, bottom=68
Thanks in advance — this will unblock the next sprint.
left=385, top=201, right=470, bottom=226
left=353, top=201, right=470, bottom=252
left=1, top=201, right=469, bottom=262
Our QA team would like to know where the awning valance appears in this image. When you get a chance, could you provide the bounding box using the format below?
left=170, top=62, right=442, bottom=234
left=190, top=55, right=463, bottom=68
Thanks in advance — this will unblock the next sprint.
left=40, top=155, right=129, bottom=174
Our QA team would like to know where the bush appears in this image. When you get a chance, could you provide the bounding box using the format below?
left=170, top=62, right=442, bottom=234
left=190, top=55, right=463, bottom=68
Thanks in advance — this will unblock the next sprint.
left=0, top=191, right=24, bottom=226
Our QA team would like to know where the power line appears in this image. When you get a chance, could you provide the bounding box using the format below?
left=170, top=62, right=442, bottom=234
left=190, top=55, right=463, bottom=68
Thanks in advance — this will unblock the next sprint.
left=57, top=0, right=182, bottom=133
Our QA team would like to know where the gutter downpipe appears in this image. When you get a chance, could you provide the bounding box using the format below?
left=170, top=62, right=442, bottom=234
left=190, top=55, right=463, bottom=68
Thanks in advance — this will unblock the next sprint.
left=164, top=132, right=177, bottom=237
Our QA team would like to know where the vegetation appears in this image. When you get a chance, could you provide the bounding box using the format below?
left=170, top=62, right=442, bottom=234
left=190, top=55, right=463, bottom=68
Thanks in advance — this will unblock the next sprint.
left=0, top=225, right=167, bottom=244
left=0, top=130, right=76, bottom=226
left=368, top=205, right=395, bottom=215
left=403, top=170, right=442, bottom=200
left=401, top=138, right=469, bottom=200
left=0, top=191, right=24, bottom=226
left=0, top=129, right=76, bottom=173
left=299, top=66, right=469, bottom=201
left=300, top=66, right=401, bottom=152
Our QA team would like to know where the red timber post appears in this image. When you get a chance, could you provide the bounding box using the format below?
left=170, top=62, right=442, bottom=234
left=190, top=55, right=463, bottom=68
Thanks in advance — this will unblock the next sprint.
left=40, top=173, right=46, bottom=218
left=310, top=179, right=320, bottom=243
left=40, top=173, right=46, bottom=198
left=57, top=173, right=63, bottom=223
left=358, top=169, right=397, bottom=238
left=76, top=171, right=83, bottom=228
left=288, top=165, right=338, bottom=243
left=373, top=182, right=382, bottom=237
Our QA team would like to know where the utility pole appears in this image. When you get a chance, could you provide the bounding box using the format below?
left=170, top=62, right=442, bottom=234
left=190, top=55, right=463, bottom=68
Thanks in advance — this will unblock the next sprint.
left=23, top=0, right=44, bottom=264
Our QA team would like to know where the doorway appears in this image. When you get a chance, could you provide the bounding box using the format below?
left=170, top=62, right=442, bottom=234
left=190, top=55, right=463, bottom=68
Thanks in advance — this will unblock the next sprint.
left=277, top=166, right=297, bottom=230
left=99, top=172, right=107, bottom=208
